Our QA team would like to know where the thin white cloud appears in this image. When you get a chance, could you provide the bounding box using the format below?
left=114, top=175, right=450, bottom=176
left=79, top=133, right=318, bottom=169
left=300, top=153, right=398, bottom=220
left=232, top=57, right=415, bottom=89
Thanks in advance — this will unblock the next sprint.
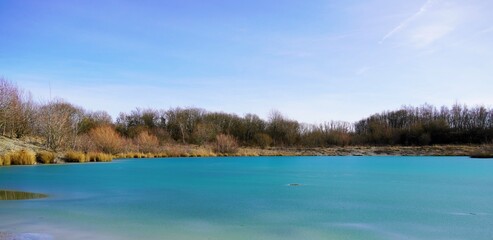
left=380, top=0, right=435, bottom=44
left=410, top=24, right=454, bottom=48
left=380, top=0, right=468, bottom=49
left=479, top=27, right=493, bottom=34
left=355, top=66, right=371, bottom=75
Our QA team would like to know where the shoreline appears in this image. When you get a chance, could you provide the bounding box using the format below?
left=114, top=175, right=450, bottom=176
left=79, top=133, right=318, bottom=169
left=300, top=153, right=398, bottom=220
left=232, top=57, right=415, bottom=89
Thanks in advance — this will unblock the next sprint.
left=1, top=143, right=490, bottom=167
left=259, top=145, right=485, bottom=157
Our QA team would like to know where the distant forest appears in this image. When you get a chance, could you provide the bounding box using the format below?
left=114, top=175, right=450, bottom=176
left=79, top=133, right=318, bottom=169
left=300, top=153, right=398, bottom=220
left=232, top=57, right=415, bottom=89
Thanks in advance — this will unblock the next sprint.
left=1, top=78, right=492, bottom=153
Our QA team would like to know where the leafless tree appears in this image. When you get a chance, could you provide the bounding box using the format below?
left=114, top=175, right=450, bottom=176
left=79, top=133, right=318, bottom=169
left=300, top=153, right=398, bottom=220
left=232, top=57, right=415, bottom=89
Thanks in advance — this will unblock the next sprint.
left=37, top=99, right=81, bottom=151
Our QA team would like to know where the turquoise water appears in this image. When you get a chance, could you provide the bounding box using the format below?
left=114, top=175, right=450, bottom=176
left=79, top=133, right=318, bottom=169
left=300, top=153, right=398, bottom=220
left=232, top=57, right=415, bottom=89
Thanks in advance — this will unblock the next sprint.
left=1, top=156, right=493, bottom=239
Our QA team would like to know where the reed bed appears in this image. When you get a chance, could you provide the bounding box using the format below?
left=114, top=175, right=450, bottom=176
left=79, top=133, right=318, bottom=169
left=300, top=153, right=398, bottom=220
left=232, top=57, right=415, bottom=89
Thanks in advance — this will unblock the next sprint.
left=6, top=150, right=36, bottom=165
left=87, top=152, right=113, bottom=162
left=64, top=151, right=87, bottom=163
left=36, top=151, right=56, bottom=164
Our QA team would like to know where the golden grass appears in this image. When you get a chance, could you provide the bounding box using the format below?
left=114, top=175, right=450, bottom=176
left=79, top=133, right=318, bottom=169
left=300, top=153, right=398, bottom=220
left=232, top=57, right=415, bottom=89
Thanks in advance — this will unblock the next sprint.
left=114, top=152, right=167, bottom=159
left=3, top=154, right=11, bottom=165
left=189, top=147, right=217, bottom=157
left=8, top=150, right=36, bottom=165
left=164, top=146, right=187, bottom=157
left=237, top=148, right=261, bottom=157
left=36, top=151, right=56, bottom=164
left=64, top=151, right=87, bottom=163
left=87, top=152, right=113, bottom=162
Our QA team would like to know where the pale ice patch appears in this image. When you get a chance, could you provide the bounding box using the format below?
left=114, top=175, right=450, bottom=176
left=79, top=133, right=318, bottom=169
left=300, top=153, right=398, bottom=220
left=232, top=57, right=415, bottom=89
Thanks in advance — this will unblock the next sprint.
left=332, top=223, right=418, bottom=240
left=16, top=233, right=53, bottom=240
left=0, top=233, right=53, bottom=240
left=448, top=212, right=490, bottom=216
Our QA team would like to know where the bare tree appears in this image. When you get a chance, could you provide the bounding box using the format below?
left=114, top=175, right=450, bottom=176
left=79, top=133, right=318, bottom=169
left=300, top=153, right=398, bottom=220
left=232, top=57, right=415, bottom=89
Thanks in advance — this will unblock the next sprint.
left=0, top=78, right=36, bottom=137
left=37, top=99, right=81, bottom=151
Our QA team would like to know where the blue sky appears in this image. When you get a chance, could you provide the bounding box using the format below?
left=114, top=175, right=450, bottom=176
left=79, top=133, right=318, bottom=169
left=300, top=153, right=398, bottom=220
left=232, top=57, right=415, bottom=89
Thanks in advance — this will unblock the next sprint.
left=1, top=0, right=492, bottom=123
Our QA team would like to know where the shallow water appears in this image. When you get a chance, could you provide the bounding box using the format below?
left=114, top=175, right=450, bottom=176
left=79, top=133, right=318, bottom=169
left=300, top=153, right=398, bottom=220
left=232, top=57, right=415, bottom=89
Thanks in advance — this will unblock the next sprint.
left=1, top=156, right=492, bottom=239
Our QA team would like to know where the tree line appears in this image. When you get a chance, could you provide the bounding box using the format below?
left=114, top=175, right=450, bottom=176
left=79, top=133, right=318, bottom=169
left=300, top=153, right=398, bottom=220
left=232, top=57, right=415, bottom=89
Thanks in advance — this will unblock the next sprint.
left=1, top=78, right=492, bottom=154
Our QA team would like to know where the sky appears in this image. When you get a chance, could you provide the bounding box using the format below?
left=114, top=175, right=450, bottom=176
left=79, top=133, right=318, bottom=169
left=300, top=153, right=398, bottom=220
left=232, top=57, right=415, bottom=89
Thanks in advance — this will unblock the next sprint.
left=1, top=0, right=492, bottom=123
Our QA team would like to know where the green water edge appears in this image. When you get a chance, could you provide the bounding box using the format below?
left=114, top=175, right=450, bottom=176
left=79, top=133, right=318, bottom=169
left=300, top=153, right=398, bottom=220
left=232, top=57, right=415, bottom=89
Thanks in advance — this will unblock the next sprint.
left=0, top=190, right=48, bottom=200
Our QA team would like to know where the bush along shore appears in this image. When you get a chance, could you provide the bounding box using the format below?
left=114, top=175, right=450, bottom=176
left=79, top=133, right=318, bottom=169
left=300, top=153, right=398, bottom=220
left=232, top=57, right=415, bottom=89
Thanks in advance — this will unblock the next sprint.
left=0, top=138, right=491, bottom=167
left=1, top=77, right=492, bottom=166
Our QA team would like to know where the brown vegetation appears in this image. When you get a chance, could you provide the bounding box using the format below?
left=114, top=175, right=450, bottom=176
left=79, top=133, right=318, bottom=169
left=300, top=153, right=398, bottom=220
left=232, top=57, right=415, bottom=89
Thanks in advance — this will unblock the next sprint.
left=134, top=131, right=160, bottom=153
left=1, top=78, right=493, bottom=166
left=64, top=151, right=87, bottom=163
left=7, top=149, right=36, bottom=165
left=213, top=134, right=239, bottom=154
left=86, top=152, right=113, bottom=162
left=89, top=126, right=125, bottom=154
left=36, top=151, right=56, bottom=164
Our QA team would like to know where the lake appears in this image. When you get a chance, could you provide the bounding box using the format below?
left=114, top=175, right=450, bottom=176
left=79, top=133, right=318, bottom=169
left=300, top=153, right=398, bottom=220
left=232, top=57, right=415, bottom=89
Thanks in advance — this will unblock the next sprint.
left=1, top=156, right=492, bottom=240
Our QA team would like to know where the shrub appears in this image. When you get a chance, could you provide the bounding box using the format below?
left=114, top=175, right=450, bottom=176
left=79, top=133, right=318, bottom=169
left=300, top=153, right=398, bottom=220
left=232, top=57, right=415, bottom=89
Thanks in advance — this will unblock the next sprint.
left=213, top=134, right=239, bottom=154
left=76, top=134, right=96, bottom=152
left=89, top=126, right=125, bottom=154
left=254, top=133, right=273, bottom=149
left=134, top=131, right=160, bottom=153
left=9, top=149, right=36, bottom=165
left=64, top=151, right=87, bottom=163
left=36, top=151, right=56, bottom=164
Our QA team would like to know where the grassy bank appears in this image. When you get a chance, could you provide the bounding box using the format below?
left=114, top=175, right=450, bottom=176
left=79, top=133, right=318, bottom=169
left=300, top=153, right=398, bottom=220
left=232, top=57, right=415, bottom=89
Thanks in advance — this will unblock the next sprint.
left=2, top=145, right=489, bottom=167
left=1, top=136, right=491, bottom=166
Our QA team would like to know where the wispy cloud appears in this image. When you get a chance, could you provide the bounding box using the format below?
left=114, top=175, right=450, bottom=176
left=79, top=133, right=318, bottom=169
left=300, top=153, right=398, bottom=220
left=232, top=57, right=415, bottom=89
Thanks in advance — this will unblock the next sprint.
left=380, top=0, right=435, bottom=44
left=380, top=0, right=468, bottom=49
left=409, top=24, right=454, bottom=48
left=479, top=27, right=493, bottom=34
left=355, top=66, right=371, bottom=75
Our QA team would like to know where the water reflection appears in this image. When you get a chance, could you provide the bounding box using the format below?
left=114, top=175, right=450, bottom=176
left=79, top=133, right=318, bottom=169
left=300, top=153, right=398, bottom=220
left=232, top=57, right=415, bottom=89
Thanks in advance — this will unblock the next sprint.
left=0, top=190, right=48, bottom=200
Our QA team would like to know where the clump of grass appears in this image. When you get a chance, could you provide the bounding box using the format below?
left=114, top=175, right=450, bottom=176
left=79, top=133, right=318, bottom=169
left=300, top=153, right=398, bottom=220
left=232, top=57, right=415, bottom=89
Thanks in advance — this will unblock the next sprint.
left=236, top=148, right=259, bottom=157
left=115, top=152, right=159, bottom=159
left=115, top=152, right=133, bottom=159
left=155, top=152, right=168, bottom=158
left=164, top=146, right=187, bottom=157
left=64, top=151, right=87, bottom=163
left=97, top=153, right=113, bottom=162
left=147, top=153, right=157, bottom=158
left=87, top=152, right=113, bottom=162
left=9, top=150, right=36, bottom=165
left=190, top=147, right=216, bottom=157
left=36, top=151, right=56, bottom=164
left=131, top=152, right=148, bottom=158
left=1, top=154, right=11, bottom=166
